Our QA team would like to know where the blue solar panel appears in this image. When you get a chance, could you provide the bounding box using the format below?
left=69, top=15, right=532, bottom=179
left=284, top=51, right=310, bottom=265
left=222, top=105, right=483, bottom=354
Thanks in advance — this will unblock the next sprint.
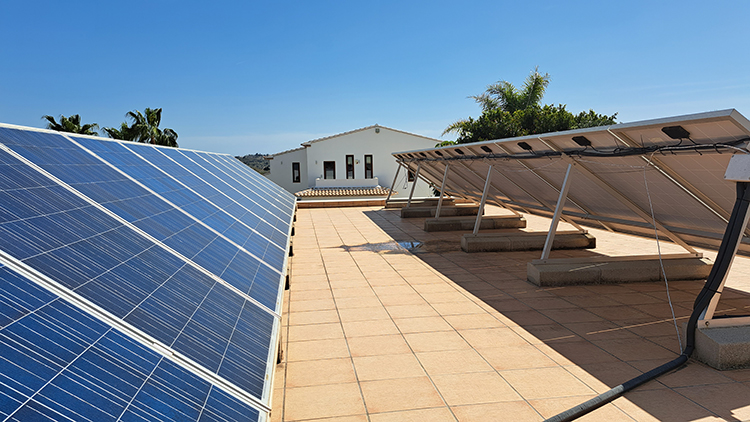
left=0, top=128, right=286, bottom=311
left=0, top=265, right=263, bottom=421
left=0, top=124, right=295, bottom=421
left=157, top=148, right=293, bottom=242
left=0, top=145, right=275, bottom=400
left=71, top=136, right=287, bottom=272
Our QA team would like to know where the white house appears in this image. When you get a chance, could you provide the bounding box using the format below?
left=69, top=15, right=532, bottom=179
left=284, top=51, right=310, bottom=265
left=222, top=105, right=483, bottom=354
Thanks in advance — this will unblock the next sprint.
left=266, top=125, right=437, bottom=200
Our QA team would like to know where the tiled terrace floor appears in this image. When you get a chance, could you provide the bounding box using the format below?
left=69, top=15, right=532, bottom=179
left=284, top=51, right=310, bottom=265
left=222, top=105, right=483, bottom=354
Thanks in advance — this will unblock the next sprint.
left=271, top=205, right=750, bottom=421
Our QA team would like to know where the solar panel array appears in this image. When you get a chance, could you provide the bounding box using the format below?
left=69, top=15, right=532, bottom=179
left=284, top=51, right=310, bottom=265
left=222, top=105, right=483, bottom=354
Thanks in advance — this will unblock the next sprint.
left=393, top=109, right=750, bottom=250
left=0, top=124, right=296, bottom=421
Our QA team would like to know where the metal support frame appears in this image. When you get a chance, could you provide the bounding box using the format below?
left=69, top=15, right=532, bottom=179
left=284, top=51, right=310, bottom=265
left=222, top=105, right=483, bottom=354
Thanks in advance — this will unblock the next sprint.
left=492, top=142, right=596, bottom=232
left=473, top=165, right=494, bottom=235
left=406, top=161, right=422, bottom=208
left=441, top=152, right=525, bottom=216
left=562, top=155, right=698, bottom=254
left=435, top=163, right=450, bottom=219
left=540, top=163, right=574, bottom=260
left=385, top=162, right=402, bottom=204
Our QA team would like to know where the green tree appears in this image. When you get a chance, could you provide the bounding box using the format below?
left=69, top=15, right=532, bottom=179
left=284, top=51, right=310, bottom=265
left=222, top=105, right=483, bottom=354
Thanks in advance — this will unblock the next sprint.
left=42, top=114, right=99, bottom=135
left=104, top=108, right=178, bottom=147
left=444, top=68, right=617, bottom=144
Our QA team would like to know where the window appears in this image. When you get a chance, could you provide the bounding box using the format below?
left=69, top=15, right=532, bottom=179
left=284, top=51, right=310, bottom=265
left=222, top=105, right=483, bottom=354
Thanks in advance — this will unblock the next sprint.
left=323, top=161, right=336, bottom=179
left=346, top=155, right=354, bottom=179
left=364, top=155, right=373, bottom=179
left=292, top=162, right=300, bottom=183
left=408, top=170, right=415, bottom=182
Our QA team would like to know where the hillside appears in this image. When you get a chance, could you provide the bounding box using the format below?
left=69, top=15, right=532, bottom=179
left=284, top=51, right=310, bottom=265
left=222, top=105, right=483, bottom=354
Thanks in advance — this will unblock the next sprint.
left=236, top=153, right=270, bottom=175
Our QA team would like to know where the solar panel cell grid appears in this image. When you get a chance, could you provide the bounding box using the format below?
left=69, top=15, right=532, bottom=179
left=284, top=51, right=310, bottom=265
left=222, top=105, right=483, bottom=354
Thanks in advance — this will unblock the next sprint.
left=0, top=265, right=262, bottom=421
left=3, top=130, right=284, bottom=309
left=0, top=124, right=294, bottom=420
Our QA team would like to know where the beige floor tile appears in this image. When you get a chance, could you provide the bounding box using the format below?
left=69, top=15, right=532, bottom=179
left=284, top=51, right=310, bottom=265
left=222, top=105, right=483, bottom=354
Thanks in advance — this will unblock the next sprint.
left=290, top=289, right=333, bottom=301
left=477, top=343, right=558, bottom=371
left=501, top=367, right=596, bottom=400
left=392, top=316, right=454, bottom=334
left=377, top=294, right=428, bottom=306
left=542, top=339, right=620, bottom=366
left=285, top=338, right=351, bottom=362
left=403, top=331, right=472, bottom=352
left=293, top=416, right=368, bottom=422
left=675, top=382, right=750, bottom=420
left=332, top=286, right=378, bottom=299
left=283, top=383, right=366, bottom=421
left=430, top=300, right=486, bottom=316
left=590, top=337, right=677, bottom=362
left=458, top=327, right=528, bottom=349
left=287, top=322, right=344, bottom=341
left=347, top=334, right=412, bottom=357
left=372, top=285, right=418, bottom=296
left=360, top=376, right=445, bottom=413
left=620, top=389, right=722, bottom=421
left=369, top=407, right=455, bottom=422
left=337, top=306, right=391, bottom=322
left=384, top=303, right=440, bottom=318
left=342, top=319, right=400, bottom=338
left=442, top=313, right=507, bottom=330
left=431, top=371, right=521, bottom=406
left=353, top=353, right=426, bottom=381
left=416, top=349, right=494, bottom=375
left=288, top=309, right=340, bottom=326
left=285, top=358, right=357, bottom=387
left=452, top=401, right=542, bottom=422
left=334, top=295, right=384, bottom=309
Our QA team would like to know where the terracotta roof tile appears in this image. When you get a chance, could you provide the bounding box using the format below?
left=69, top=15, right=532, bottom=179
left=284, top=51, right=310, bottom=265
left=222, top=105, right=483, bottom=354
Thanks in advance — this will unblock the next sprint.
left=295, top=186, right=396, bottom=198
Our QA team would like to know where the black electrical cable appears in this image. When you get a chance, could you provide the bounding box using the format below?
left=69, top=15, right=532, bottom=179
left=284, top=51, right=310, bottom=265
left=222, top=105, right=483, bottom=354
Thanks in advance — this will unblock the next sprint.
left=544, top=181, right=750, bottom=422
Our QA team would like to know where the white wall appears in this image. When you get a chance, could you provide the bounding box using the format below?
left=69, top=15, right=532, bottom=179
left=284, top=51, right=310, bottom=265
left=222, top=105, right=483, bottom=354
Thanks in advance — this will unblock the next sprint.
left=266, top=147, right=308, bottom=194
left=304, top=126, right=436, bottom=198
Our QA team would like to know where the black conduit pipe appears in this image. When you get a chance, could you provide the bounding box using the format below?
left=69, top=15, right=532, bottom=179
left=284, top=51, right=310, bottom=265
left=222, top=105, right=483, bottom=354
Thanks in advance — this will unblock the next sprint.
left=544, top=181, right=750, bottom=422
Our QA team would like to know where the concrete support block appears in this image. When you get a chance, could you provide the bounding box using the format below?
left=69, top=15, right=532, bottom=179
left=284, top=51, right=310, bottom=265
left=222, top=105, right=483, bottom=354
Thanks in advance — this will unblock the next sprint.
left=527, top=255, right=712, bottom=286
left=386, top=198, right=458, bottom=209
left=401, top=205, right=480, bottom=218
left=424, top=215, right=526, bottom=232
left=460, top=231, right=595, bottom=253
left=689, top=325, right=750, bottom=370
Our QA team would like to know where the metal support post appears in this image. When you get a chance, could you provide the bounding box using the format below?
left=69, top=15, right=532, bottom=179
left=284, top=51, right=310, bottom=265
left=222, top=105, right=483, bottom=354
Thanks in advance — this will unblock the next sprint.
left=473, top=165, right=493, bottom=235
left=406, top=162, right=422, bottom=208
left=563, top=155, right=697, bottom=254
left=435, top=164, right=450, bottom=219
left=385, top=163, right=402, bottom=204
left=541, top=163, right=573, bottom=260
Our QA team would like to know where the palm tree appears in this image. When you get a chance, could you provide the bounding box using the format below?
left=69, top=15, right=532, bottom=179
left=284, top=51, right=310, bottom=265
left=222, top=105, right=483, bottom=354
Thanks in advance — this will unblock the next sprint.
left=42, top=114, right=99, bottom=135
left=104, top=107, right=179, bottom=147
left=444, top=68, right=550, bottom=136
left=102, top=122, right=134, bottom=140
left=474, top=67, right=550, bottom=113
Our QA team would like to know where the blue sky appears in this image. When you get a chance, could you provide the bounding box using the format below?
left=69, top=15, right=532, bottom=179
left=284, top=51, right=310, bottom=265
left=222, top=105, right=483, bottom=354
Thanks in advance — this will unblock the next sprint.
left=2, top=1, right=749, bottom=155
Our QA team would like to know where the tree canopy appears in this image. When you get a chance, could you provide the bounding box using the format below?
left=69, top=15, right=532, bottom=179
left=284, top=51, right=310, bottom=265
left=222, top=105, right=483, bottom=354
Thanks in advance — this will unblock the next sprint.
left=444, top=68, right=617, bottom=144
left=42, top=114, right=99, bottom=135
left=103, top=108, right=179, bottom=147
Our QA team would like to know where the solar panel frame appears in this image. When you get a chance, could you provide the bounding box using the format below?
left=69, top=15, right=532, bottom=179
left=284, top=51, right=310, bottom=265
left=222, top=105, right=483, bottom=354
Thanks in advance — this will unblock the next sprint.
left=0, top=263, right=266, bottom=422
left=393, top=109, right=750, bottom=250
left=1, top=129, right=287, bottom=313
left=0, top=122, right=296, bottom=420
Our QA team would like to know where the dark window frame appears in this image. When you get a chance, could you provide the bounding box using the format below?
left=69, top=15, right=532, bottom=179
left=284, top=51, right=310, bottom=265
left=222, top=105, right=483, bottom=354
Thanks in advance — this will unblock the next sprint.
left=346, top=155, right=354, bottom=179
left=408, top=170, right=415, bottom=182
left=323, top=161, right=336, bottom=179
left=364, top=155, right=373, bottom=179
left=292, top=162, right=300, bottom=183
